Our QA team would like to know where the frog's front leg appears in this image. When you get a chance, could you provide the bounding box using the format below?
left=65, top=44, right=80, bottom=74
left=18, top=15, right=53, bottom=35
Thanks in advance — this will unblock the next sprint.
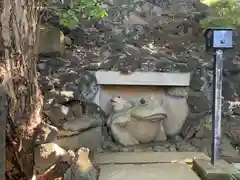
left=107, top=109, right=131, bottom=126
left=155, top=122, right=167, bottom=141
left=110, top=112, right=139, bottom=146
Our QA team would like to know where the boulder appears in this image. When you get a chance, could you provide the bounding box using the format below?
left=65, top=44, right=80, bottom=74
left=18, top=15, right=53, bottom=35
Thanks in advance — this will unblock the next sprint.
left=62, top=115, right=101, bottom=132
left=44, top=104, right=73, bottom=127
left=35, top=122, right=59, bottom=145
left=34, top=143, right=68, bottom=173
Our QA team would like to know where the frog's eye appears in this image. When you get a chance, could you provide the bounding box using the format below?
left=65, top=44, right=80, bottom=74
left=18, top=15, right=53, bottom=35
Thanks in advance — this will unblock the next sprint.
left=140, top=98, right=146, bottom=104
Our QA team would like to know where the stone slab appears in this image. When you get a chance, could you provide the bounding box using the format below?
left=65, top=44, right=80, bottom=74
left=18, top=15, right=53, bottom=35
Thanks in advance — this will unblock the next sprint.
left=94, top=152, right=209, bottom=165
left=38, top=25, right=61, bottom=54
left=98, top=163, right=201, bottom=180
left=193, top=159, right=240, bottom=180
left=95, top=71, right=190, bottom=86
left=55, top=127, right=101, bottom=152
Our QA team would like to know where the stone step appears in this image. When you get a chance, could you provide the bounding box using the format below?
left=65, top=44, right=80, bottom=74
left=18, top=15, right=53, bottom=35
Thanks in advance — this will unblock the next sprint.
left=94, top=152, right=209, bottom=165
left=98, top=163, right=201, bottom=180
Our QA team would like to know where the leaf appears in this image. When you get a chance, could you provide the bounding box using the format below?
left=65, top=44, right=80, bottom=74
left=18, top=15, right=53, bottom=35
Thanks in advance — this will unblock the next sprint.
left=48, top=0, right=108, bottom=28
left=201, top=0, right=237, bottom=6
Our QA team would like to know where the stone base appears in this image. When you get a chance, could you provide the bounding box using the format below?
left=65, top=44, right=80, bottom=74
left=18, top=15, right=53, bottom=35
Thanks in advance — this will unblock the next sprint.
left=99, top=163, right=200, bottom=180
left=193, top=159, right=240, bottom=180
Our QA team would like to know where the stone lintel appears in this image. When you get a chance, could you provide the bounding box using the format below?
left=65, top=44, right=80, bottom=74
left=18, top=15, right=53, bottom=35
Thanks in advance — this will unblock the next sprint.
left=94, top=152, right=208, bottom=165
left=95, top=71, right=190, bottom=86
left=193, top=158, right=240, bottom=180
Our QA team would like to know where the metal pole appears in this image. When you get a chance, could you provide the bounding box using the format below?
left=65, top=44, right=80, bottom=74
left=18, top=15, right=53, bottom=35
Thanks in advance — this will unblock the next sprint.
left=211, top=49, right=224, bottom=165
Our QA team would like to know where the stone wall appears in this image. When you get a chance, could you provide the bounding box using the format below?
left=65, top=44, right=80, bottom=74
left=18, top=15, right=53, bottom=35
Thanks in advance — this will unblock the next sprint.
left=36, top=0, right=240, bottom=162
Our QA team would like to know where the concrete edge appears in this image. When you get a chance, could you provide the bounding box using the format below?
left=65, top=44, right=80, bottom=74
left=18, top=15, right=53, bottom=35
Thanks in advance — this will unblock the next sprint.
left=94, top=152, right=209, bottom=165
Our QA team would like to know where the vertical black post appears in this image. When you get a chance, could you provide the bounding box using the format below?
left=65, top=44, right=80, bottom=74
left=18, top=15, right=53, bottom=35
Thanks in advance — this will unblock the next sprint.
left=211, top=49, right=224, bottom=165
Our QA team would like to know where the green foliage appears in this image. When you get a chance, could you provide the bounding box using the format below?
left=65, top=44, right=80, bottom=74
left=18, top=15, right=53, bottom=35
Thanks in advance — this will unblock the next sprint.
left=200, top=0, right=240, bottom=28
left=200, top=0, right=222, bottom=6
left=49, top=0, right=108, bottom=28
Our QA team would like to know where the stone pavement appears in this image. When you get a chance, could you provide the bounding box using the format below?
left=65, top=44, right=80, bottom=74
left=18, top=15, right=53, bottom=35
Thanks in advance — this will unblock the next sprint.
left=95, top=152, right=207, bottom=180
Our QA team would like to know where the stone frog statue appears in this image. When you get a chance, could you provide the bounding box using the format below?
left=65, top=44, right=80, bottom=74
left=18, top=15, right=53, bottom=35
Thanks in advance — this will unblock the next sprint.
left=107, top=96, right=167, bottom=146
left=162, top=87, right=189, bottom=139
left=64, top=147, right=97, bottom=180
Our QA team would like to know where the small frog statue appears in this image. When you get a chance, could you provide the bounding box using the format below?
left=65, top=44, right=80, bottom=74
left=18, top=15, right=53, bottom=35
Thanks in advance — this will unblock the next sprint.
left=162, top=87, right=189, bottom=138
left=107, top=96, right=167, bottom=146
left=64, top=147, right=97, bottom=180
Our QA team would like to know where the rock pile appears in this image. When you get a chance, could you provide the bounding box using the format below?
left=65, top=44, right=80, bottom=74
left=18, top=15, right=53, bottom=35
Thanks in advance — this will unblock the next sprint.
left=33, top=110, right=102, bottom=179
left=7, top=70, right=105, bottom=179
left=40, top=70, right=107, bottom=151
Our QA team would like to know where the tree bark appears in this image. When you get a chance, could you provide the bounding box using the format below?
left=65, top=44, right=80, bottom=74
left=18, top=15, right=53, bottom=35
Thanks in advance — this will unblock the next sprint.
left=0, top=0, right=43, bottom=179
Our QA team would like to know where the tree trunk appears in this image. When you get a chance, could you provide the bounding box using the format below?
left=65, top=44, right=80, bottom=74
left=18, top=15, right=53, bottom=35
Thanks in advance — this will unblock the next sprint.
left=0, top=0, right=43, bottom=179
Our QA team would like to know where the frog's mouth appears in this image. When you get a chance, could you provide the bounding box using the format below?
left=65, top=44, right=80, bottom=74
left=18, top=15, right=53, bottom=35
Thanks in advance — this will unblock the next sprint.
left=110, top=99, right=120, bottom=108
left=110, top=96, right=123, bottom=104
left=110, top=99, right=118, bottom=103
left=133, top=113, right=167, bottom=121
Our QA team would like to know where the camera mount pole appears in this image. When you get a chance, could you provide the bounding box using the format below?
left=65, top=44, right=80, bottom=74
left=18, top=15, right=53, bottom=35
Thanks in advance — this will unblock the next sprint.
left=204, top=27, right=233, bottom=165
left=211, top=49, right=224, bottom=165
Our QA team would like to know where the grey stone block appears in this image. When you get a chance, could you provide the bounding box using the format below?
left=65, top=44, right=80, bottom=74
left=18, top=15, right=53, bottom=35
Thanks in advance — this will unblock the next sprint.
left=193, top=159, right=240, bottom=180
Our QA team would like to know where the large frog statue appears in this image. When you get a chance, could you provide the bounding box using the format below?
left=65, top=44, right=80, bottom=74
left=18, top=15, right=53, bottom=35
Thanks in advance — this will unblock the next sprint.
left=107, top=96, right=167, bottom=146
